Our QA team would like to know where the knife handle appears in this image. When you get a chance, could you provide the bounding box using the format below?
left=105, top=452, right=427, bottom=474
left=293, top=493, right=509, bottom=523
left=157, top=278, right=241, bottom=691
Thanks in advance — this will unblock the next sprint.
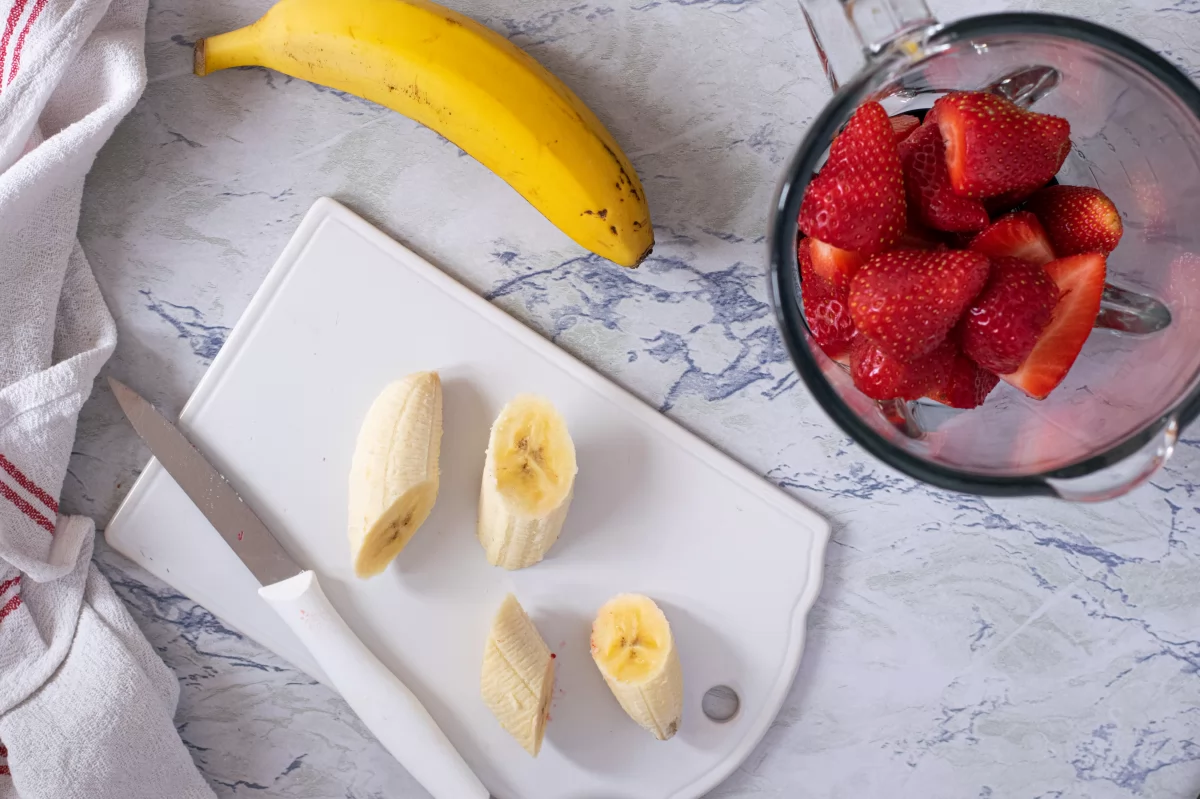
left=259, top=571, right=489, bottom=799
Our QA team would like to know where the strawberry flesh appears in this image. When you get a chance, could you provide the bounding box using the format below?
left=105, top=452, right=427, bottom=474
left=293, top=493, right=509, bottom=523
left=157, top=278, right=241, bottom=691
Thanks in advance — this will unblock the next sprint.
left=809, top=237, right=866, bottom=294
left=799, top=102, right=906, bottom=254
left=960, top=256, right=1059, bottom=374
left=898, top=121, right=990, bottom=233
left=933, top=92, right=1071, bottom=199
left=969, top=211, right=1056, bottom=265
left=850, top=337, right=956, bottom=400
left=890, top=114, right=921, bottom=143
left=849, top=248, right=990, bottom=362
left=927, top=351, right=1000, bottom=409
left=1027, top=185, right=1123, bottom=256
left=798, top=238, right=858, bottom=360
left=1002, top=253, right=1107, bottom=399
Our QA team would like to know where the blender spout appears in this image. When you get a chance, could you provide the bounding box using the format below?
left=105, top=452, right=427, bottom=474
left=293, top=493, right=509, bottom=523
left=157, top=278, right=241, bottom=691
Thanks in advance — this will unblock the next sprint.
left=797, top=0, right=936, bottom=91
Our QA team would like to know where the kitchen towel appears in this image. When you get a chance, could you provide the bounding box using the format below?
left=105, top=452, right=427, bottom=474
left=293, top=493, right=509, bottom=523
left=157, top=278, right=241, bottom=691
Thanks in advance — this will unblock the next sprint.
left=0, top=0, right=215, bottom=796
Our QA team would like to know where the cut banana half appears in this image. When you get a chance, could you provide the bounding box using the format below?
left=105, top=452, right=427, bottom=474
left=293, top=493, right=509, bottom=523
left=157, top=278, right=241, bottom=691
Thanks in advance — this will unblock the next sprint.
left=347, top=372, right=442, bottom=578
left=478, top=395, right=577, bottom=570
left=591, top=593, right=683, bottom=740
left=480, top=594, right=555, bottom=756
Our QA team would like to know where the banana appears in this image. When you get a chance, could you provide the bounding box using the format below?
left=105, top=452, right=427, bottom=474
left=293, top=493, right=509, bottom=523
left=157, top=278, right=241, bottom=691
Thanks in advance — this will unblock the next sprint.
left=347, top=372, right=442, bottom=578
left=590, top=593, right=683, bottom=740
left=481, top=593, right=555, bottom=756
left=477, top=394, right=576, bottom=570
left=194, top=0, right=654, bottom=268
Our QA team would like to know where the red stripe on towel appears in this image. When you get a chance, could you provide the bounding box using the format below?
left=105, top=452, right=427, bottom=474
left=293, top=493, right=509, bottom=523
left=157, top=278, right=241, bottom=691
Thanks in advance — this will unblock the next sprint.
left=6, top=0, right=46, bottom=84
left=0, top=593, right=22, bottom=622
left=0, top=765, right=9, bottom=776
left=0, top=479, right=54, bottom=533
left=0, top=455, right=58, bottom=514
left=0, top=0, right=28, bottom=88
left=0, top=574, right=18, bottom=597
left=0, top=743, right=7, bottom=757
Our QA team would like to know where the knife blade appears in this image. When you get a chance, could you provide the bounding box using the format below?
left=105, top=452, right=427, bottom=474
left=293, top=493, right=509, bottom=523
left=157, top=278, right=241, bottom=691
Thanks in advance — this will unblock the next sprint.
left=109, top=377, right=489, bottom=799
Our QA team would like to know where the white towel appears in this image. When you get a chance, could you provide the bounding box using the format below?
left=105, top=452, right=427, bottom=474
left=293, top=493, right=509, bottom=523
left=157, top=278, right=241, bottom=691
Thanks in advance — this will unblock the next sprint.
left=0, top=0, right=214, bottom=796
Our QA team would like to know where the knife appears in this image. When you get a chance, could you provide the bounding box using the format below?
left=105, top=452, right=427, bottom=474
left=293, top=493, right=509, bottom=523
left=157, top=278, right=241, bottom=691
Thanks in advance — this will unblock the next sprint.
left=109, top=378, right=489, bottom=799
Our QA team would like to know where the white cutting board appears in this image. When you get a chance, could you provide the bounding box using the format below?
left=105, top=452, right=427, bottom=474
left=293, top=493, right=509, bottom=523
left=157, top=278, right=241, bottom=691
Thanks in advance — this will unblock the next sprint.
left=106, top=198, right=829, bottom=799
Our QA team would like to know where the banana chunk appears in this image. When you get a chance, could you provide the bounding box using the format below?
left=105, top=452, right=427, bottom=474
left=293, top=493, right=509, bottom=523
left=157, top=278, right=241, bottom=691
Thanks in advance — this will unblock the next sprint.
left=478, top=395, right=576, bottom=570
left=591, top=594, right=683, bottom=740
left=348, top=372, right=442, bottom=578
left=481, top=594, right=555, bottom=756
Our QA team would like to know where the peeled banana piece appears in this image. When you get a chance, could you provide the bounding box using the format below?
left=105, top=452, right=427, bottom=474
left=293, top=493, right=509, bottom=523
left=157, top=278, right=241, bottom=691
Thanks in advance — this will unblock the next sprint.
left=478, top=395, right=576, bottom=570
left=591, top=594, right=683, bottom=740
left=194, top=0, right=654, bottom=267
left=481, top=594, right=555, bottom=756
left=347, top=372, right=442, bottom=578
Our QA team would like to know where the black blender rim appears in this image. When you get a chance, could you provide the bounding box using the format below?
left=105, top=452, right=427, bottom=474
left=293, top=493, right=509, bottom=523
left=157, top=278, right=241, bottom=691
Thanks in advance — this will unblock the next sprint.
left=768, top=11, right=1200, bottom=498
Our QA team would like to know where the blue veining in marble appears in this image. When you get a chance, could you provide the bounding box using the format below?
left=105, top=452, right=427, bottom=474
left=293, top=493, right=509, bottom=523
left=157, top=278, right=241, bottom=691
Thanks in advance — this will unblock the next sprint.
left=140, top=289, right=231, bottom=363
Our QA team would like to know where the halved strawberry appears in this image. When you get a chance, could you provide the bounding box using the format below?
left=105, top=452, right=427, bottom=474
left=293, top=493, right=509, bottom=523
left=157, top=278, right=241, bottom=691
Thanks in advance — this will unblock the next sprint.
left=799, top=238, right=857, bottom=360
left=898, top=122, right=989, bottom=233
left=850, top=337, right=955, bottom=400
left=969, top=211, right=1056, bottom=265
left=933, top=92, right=1071, bottom=198
left=960, top=257, right=1059, bottom=373
left=890, top=114, right=921, bottom=143
left=809, top=237, right=866, bottom=294
left=799, top=102, right=906, bottom=254
left=926, top=351, right=1000, bottom=409
left=1026, top=185, right=1123, bottom=256
left=1002, top=253, right=1107, bottom=399
left=849, top=249, right=990, bottom=361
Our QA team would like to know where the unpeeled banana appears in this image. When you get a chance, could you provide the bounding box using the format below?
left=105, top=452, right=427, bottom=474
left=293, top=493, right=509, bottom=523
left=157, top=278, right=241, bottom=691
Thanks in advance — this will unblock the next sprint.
left=590, top=593, right=683, bottom=740
left=347, top=372, right=442, bottom=578
left=194, top=0, right=654, bottom=267
left=481, top=594, right=556, bottom=756
left=478, top=395, right=576, bottom=570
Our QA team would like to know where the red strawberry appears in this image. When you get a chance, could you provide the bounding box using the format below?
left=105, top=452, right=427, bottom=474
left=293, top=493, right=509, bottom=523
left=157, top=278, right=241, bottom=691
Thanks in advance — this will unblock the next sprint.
left=969, top=211, right=1056, bottom=265
left=849, top=249, right=990, bottom=361
left=960, top=257, right=1059, bottom=373
left=799, top=238, right=857, bottom=360
left=1002, top=253, right=1107, bottom=399
left=809, top=237, right=866, bottom=294
left=898, top=122, right=990, bottom=233
left=933, top=92, right=1071, bottom=198
left=1026, top=185, right=1123, bottom=256
left=850, top=337, right=955, bottom=400
left=799, top=102, right=906, bottom=254
left=926, top=351, right=1000, bottom=409
left=890, top=114, right=921, bottom=143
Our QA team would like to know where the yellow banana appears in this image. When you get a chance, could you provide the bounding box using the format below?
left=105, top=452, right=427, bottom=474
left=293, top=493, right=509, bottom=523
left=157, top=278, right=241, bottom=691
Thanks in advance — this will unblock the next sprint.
left=195, top=0, right=654, bottom=267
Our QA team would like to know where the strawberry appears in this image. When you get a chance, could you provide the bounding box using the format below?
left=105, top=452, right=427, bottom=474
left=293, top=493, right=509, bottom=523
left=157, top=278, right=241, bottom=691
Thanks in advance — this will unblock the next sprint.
left=983, top=184, right=1042, bottom=216
left=1002, top=253, right=1107, bottom=399
left=933, top=92, right=1071, bottom=198
left=850, top=337, right=956, bottom=400
left=968, top=211, right=1056, bottom=265
left=849, top=249, right=990, bottom=361
left=960, top=257, right=1059, bottom=373
left=1026, top=185, right=1123, bottom=256
left=808, top=237, right=866, bottom=294
left=890, top=114, right=921, bottom=143
left=798, top=238, right=857, bottom=360
left=897, top=121, right=989, bottom=233
left=897, top=222, right=948, bottom=250
left=799, top=102, right=906, bottom=254
left=926, top=351, right=1000, bottom=409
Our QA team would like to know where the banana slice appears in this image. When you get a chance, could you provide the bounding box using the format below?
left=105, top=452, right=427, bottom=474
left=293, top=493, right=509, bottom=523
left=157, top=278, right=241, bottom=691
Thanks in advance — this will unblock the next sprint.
left=478, top=394, right=577, bottom=570
left=590, top=593, right=683, bottom=740
left=347, top=372, right=442, bottom=578
left=481, top=594, right=556, bottom=756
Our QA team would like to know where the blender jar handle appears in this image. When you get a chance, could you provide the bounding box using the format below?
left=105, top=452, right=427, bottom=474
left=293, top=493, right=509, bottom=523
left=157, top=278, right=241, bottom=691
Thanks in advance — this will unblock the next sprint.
left=798, top=0, right=937, bottom=90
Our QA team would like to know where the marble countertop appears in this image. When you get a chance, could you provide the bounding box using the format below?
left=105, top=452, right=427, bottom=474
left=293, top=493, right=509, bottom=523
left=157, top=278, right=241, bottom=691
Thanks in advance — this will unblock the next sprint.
left=71, top=0, right=1200, bottom=795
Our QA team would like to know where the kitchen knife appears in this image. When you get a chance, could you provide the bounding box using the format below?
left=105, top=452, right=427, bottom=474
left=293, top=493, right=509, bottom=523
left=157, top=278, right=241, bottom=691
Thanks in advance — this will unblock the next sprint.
left=108, top=378, right=489, bottom=799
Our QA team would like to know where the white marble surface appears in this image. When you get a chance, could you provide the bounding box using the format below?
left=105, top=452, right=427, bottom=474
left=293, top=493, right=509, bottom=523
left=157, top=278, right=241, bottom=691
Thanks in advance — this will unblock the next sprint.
left=71, top=0, right=1200, bottom=795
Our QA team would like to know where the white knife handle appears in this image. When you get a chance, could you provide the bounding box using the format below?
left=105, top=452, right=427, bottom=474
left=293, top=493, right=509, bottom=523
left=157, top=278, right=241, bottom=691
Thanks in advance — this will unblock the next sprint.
left=259, top=571, right=488, bottom=799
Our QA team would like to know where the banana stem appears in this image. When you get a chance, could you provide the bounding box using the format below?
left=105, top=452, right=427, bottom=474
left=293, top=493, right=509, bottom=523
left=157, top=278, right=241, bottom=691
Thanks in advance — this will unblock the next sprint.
left=194, top=25, right=264, bottom=76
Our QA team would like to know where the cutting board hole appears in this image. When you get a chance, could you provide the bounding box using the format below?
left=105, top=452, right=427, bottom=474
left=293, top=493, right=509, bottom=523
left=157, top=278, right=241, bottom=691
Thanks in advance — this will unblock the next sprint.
left=702, top=685, right=739, bottom=723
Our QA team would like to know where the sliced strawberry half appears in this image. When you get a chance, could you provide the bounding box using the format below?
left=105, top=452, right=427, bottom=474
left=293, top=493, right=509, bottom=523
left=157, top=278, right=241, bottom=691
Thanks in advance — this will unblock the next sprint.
left=809, top=237, right=866, bottom=294
left=1026, top=185, right=1123, bottom=256
left=927, top=351, right=1000, bottom=409
left=933, top=92, right=1071, bottom=199
left=897, top=121, right=990, bottom=233
left=849, top=248, right=990, bottom=362
left=1002, top=253, right=1107, bottom=400
left=969, top=211, right=1056, bottom=265
left=799, top=238, right=857, bottom=360
left=890, top=114, right=921, bottom=143
left=799, top=102, right=906, bottom=254
left=961, top=256, right=1059, bottom=373
left=850, top=337, right=955, bottom=400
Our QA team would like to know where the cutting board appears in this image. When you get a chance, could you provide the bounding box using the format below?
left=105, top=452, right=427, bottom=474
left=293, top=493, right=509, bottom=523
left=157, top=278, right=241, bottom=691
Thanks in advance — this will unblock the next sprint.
left=105, top=198, right=829, bottom=799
